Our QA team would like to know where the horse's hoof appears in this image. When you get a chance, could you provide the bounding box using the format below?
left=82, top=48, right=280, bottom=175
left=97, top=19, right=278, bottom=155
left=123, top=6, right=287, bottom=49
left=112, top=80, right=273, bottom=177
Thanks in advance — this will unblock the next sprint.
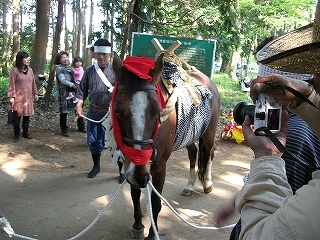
left=181, top=189, right=193, bottom=196
left=131, top=227, right=144, bottom=239
left=204, top=184, right=213, bottom=194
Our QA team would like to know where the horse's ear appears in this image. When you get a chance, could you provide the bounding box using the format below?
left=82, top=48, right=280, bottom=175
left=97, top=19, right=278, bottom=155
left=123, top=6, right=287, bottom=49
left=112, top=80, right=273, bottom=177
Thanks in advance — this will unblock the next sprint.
left=151, top=53, right=164, bottom=84
left=112, top=52, right=123, bottom=74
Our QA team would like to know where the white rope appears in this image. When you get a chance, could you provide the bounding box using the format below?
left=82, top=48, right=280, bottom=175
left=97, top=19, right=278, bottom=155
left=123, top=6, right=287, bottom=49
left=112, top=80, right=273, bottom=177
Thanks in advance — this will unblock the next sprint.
left=1, top=217, right=14, bottom=238
left=67, top=180, right=127, bottom=240
left=1, top=216, right=37, bottom=240
left=148, top=181, right=236, bottom=230
left=1, top=180, right=235, bottom=240
left=0, top=181, right=127, bottom=240
left=146, top=185, right=160, bottom=240
left=80, top=111, right=109, bottom=123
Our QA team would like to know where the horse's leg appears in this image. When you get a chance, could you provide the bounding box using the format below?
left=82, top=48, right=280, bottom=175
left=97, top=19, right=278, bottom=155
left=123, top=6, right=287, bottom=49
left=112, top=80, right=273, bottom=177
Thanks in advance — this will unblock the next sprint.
left=199, top=136, right=216, bottom=194
left=145, top=163, right=166, bottom=240
left=131, top=186, right=145, bottom=239
left=203, top=147, right=214, bottom=193
left=181, top=143, right=197, bottom=196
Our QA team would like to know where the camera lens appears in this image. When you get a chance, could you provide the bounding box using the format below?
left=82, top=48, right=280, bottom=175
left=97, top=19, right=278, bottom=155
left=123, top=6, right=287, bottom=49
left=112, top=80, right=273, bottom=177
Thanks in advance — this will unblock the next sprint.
left=233, top=102, right=255, bottom=125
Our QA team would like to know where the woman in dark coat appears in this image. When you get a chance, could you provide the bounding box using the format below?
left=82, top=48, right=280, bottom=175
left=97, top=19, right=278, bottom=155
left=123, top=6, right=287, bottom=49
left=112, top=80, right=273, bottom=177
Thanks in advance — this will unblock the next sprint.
left=55, top=51, right=86, bottom=137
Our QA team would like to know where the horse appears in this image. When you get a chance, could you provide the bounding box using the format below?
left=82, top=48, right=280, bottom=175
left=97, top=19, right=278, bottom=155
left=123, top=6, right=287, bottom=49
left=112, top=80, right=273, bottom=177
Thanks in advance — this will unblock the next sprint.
left=111, top=53, right=220, bottom=239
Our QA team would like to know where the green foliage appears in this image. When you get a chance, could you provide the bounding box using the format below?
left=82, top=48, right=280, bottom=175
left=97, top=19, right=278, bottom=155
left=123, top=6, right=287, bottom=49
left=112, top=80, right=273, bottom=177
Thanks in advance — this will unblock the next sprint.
left=20, top=25, right=36, bottom=54
left=0, top=75, right=9, bottom=99
left=213, top=73, right=252, bottom=118
left=238, top=0, right=316, bottom=61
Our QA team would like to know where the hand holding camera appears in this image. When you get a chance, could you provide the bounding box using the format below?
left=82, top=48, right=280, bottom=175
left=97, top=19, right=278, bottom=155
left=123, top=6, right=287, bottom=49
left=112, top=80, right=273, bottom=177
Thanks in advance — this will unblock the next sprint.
left=250, top=74, right=313, bottom=107
left=233, top=93, right=282, bottom=134
left=242, top=110, right=288, bottom=158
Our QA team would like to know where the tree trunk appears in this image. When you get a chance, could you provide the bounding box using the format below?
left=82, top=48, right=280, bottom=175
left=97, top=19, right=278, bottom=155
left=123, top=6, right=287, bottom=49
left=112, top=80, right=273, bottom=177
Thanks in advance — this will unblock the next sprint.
left=81, top=0, right=87, bottom=60
left=120, top=0, right=136, bottom=60
left=45, top=0, right=64, bottom=106
left=64, top=0, right=69, bottom=53
left=2, top=0, right=9, bottom=75
left=83, top=0, right=94, bottom=69
left=76, top=0, right=83, bottom=57
left=12, top=0, right=20, bottom=60
left=110, top=2, right=115, bottom=56
left=30, top=0, right=51, bottom=82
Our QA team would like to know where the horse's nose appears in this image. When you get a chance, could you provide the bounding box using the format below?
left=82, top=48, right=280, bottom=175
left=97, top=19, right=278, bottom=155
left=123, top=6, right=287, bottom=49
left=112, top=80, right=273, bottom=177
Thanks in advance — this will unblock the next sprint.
left=137, top=173, right=149, bottom=188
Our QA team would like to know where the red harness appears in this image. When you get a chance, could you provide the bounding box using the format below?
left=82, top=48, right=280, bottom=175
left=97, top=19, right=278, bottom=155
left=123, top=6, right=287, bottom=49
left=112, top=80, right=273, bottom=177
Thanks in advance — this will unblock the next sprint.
left=111, top=57, right=166, bottom=165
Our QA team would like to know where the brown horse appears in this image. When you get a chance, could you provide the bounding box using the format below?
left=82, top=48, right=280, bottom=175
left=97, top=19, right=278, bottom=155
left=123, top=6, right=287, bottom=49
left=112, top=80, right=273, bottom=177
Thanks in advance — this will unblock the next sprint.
left=111, top=53, right=220, bottom=239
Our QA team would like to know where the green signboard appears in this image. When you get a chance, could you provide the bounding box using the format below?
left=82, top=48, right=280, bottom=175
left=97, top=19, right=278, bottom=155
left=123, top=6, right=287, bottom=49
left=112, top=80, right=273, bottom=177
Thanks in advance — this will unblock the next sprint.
left=131, top=32, right=216, bottom=78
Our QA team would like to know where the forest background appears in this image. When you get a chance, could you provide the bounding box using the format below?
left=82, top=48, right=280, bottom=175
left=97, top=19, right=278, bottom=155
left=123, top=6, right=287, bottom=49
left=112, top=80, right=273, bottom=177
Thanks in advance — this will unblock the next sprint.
left=0, top=0, right=318, bottom=108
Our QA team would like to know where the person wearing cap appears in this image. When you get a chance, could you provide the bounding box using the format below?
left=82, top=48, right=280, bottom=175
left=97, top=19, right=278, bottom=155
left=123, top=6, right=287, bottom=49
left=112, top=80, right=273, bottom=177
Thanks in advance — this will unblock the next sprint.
left=76, top=39, right=124, bottom=182
left=234, top=24, right=320, bottom=239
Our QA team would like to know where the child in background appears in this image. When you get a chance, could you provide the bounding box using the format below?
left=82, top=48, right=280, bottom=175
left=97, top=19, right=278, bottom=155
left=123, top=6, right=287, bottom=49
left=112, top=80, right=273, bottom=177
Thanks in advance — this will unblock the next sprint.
left=70, top=56, right=84, bottom=103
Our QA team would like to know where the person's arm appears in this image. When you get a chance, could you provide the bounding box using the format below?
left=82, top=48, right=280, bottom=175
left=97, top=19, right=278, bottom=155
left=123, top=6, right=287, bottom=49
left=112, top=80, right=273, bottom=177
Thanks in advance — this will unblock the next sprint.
left=214, top=196, right=236, bottom=228
left=73, top=67, right=84, bottom=80
left=76, top=99, right=84, bottom=118
left=30, top=68, right=38, bottom=101
left=235, top=112, right=320, bottom=239
left=56, top=66, right=75, bottom=88
left=250, top=74, right=320, bottom=137
left=75, top=69, right=88, bottom=118
left=7, top=68, right=17, bottom=108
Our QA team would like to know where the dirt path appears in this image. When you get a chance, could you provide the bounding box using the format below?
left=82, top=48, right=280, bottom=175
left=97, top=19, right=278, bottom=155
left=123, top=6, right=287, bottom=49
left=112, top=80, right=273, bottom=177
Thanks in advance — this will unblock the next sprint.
left=0, top=111, right=253, bottom=240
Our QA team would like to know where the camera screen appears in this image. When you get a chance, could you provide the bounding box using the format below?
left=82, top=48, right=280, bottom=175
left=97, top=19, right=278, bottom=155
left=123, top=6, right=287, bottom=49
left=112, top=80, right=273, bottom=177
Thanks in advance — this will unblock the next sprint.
left=267, top=109, right=280, bottom=130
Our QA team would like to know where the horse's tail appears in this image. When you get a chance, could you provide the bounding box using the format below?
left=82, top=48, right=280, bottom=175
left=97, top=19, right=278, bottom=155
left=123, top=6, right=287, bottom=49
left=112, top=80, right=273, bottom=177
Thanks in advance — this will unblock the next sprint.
left=197, top=137, right=208, bottom=183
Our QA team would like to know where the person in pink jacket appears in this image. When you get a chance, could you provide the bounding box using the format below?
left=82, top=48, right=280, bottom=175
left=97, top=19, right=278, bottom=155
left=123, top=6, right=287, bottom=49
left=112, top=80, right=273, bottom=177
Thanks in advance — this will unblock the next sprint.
left=70, top=56, right=84, bottom=104
left=8, top=51, right=38, bottom=143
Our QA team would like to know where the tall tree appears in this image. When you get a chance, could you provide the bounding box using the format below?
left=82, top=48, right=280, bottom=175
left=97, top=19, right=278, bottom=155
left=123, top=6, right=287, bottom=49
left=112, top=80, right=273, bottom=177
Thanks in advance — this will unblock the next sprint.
left=120, top=0, right=136, bottom=60
left=45, top=0, right=64, bottom=106
left=12, top=0, right=21, bottom=60
left=83, top=0, right=94, bottom=69
left=76, top=0, right=84, bottom=56
left=81, top=0, right=87, bottom=59
left=72, top=0, right=80, bottom=56
left=64, top=0, right=69, bottom=53
left=30, top=0, right=51, bottom=80
left=2, top=0, right=9, bottom=75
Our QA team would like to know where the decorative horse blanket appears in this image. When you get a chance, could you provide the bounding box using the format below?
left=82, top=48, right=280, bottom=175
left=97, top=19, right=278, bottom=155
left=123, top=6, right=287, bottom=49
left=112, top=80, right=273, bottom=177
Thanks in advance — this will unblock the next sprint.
left=162, top=61, right=213, bottom=151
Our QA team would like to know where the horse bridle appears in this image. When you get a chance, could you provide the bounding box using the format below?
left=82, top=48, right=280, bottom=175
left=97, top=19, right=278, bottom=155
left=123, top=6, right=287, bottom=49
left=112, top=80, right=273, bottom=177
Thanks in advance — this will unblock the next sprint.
left=117, top=84, right=160, bottom=148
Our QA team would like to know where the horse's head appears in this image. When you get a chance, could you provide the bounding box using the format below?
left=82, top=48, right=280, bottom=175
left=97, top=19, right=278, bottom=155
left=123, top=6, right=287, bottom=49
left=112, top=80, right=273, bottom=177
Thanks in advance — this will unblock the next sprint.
left=112, top=54, right=164, bottom=188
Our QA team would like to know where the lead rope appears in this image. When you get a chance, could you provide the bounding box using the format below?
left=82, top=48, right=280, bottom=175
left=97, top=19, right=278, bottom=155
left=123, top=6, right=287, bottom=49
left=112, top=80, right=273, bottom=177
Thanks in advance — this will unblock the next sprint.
left=80, top=111, right=110, bottom=123
left=0, top=180, right=127, bottom=240
left=146, top=184, right=160, bottom=240
left=1, top=180, right=237, bottom=240
left=148, top=181, right=236, bottom=231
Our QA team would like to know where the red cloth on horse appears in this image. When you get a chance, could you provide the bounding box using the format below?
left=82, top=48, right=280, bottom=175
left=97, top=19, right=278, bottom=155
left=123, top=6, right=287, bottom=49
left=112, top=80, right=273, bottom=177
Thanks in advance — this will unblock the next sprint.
left=123, top=56, right=155, bottom=81
left=111, top=76, right=166, bottom=166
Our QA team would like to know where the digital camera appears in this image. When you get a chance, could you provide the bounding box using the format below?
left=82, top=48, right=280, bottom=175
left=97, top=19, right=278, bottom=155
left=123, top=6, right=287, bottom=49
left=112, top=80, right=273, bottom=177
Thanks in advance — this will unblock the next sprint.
left=233, top=93, right=282, bottom=134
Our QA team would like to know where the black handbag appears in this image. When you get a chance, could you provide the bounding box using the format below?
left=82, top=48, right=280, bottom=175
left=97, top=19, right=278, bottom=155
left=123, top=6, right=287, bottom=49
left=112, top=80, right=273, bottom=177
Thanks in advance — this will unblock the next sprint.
left=7, top=109, right=18, bottom=124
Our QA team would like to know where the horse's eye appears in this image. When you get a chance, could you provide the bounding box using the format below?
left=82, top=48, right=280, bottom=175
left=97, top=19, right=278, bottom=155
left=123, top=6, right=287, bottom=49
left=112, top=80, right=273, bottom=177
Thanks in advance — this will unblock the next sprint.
left=115, top=110, right=121, bottom=118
